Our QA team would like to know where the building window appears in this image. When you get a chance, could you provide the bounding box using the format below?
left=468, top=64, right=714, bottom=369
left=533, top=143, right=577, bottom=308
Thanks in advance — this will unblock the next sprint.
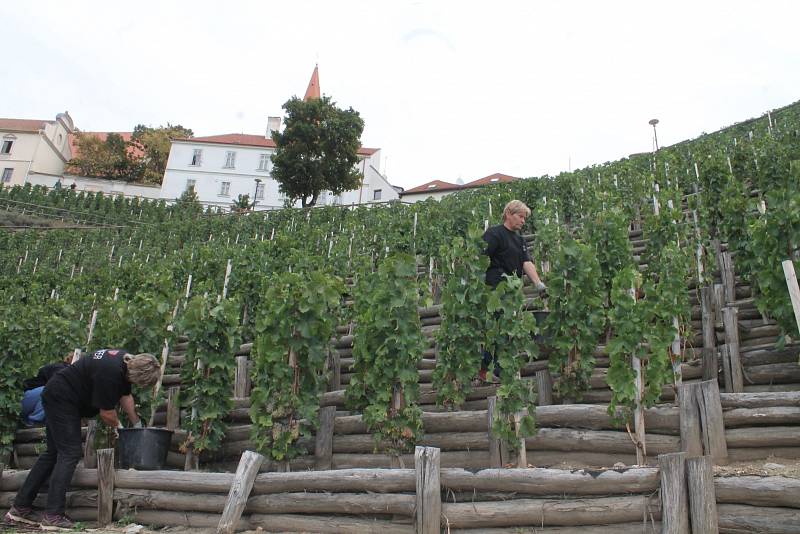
left=1, top=168, right=12, bottom=183
left=257, top=153, right=270, bottom=171
left=219, top=181, right=231, bottom=196
left=224, top=151, right=236, bottom=168
left=373, top=189, right=382, bottom=201
left=185, top=179, right=196, bottom=192
left=1, top=140, right=13, bottom=155
left=190, top=149, right=202, bottom=166
left=255, top=182, right=265, bottom=200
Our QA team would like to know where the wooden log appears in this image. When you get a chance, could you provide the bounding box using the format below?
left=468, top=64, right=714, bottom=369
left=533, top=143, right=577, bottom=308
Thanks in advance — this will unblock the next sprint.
left=233, top=356, right=250, bottom=398
left=247, top=492, right=415, bottom=515
left=727, top=447, right=800, bottom=462
left=249, top=513, right=414, bottom=534
left=315, top=406, right=336, bottom=470
left=658, top=452, right=688, bottom=534
left=719, top=391, right=800, bottom=408
left=96, top=448, right=114, bottom=527
left=331, top=451, right=490, bottom=471
left=717, top=503, right=800, bottom=533
left=118, top=509, right=253, bottom=530
left=680, top=383, right=703, bottom=457
left=525, top=428, right=679, bottom=455
left=720, top=251, right=736, bottom=304
left=330, top=350, right=341, bottom=391
left=536, top=370, right=553, bottom=405
left=715, top=475, right=800, bottom=509
left=687, top=456, right=718, bottom=533
left=720, top=343, right=744, bottom=393
left=217, top=450, right=265, bottom=534
left=440, top=467, right=659, bottom=495
left=487, top=397, right=501, bottom=468
left=251, top=469, right=416, bottom=494
left=1, top=489, right=98, bottom=509
left=745, top=362, right=800, bottom=384
left=740, top=345, right=800, bottom=367
left=696, top=379, right=728, bottom=463
left=713, top=283, right=725, bottom=323
left=449, top=523, right=662, bottom=534
left=83, top=419, right=97, bottom=469
left=415, top=446, right=441, bottom=534
left=166, top=386, right=180, bottom=431
left=333, top=432, right=488, bottom=454
left=723, top=406, right=800, bottom=427
left=724, top=426, right=800, bottom=447
left=440, top=495, right=658, bottom=528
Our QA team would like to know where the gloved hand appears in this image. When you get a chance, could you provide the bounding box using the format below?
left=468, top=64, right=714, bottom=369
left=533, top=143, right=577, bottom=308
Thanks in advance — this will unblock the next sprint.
left=116, top=421, right=124, bottom=429
left=132, top=420, right=143, bottom=429
left=535, top=281, right=548, bottom=292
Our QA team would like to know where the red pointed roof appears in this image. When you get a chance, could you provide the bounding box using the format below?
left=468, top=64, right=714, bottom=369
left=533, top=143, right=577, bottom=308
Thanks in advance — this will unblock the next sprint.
left=304, top=65, right=321, bottom=100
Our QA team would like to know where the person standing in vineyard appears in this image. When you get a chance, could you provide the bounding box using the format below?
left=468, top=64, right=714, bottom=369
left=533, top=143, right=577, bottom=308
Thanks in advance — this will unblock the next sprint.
left=19, top=353, right=73, bottom=426
left=4, top=350, right=160, bottom=529
left=480, top=200, right=546, bottom=382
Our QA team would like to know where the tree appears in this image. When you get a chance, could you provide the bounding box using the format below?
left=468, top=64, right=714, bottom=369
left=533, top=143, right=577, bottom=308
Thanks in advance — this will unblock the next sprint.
left=66, top=132, right=137, bottom=180
left=231, top=194, right=253, bottom=213
left=132, top=124, right=194, bottom=184
left=271, top=96, right=364, bottom=207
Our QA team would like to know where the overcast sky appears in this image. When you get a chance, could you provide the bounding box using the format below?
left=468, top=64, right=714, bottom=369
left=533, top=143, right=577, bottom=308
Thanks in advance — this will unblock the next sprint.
left=2, top=1, right=799, bottom=189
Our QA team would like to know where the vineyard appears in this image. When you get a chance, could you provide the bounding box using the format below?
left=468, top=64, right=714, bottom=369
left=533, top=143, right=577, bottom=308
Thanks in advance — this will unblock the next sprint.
left=1, top=99, right=800, bottom=532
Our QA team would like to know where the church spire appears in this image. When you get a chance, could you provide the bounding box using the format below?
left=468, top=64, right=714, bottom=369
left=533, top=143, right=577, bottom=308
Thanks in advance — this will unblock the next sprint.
left=304, top=64, right=320, bottom=100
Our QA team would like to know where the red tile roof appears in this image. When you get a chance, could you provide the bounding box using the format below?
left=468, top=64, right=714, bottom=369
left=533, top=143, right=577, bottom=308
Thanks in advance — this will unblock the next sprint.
left=68, top=132, right=144, bottom=159
left=304, top=65, right=321, bottom=100
left=0, top=118, right=51, bottom=132
left=462, top=173, right=518, bottom=188
left=401, top=179, right=462, bottom=195
left=401, top=173, right=519, bottom=196
left=179, top=133, right=378, bottom=156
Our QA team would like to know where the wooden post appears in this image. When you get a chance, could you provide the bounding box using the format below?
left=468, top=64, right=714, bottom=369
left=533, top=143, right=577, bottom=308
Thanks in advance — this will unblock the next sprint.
left=632, top=356, right=647, bottom=465
left=701, top=347, right=719, bottom=382
left=658, top=452, right=689, bottom=534
left=713, top=284, right=725, bottom=325
left=185, top=446, right=199, bottom=471
left=679, top=383, right=702, bottom=458
left=535, top=370, right=553, bottom=406
left=700, top=286, right=716, bottom=349
left=696, top=380, right=728, bottom=464
left=83, top=419, right=97, bottom=469
left=329, top=351, right=341, bottom=391
left=166, top=387, right=180, bottom=431
left=315, top=406, right=336, bottom=470
left=514, top=411, right=527, bottom=468
left=96, top=448, right=115, bottom=527
left=216, top=450, right=265, bottom=534
left=722, top=307, right=744, bottom=393
left=687, top=456, right=719, bottom=533
left=721, top=251, right=736, bottom=304
left=487, top=396, right=501, bottom=468
left=415, top=446, right=441, bottom=534
left=234, top=356, right=250, bottom=399
left=782, top=260, right=800, bottom=338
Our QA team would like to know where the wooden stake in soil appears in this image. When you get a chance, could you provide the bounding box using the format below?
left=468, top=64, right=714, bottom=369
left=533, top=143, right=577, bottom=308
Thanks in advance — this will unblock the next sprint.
left=487, top=396, right=501, bottom=468
left=658, top=452, right=689, bottom=534
left=679, top=383, right=702, bottom=458
left=687, top=456, right=718, bottom=533
left=415, top=446, right=441, bottom=534
left=96, top=448, right=115, bottom=527
left=166, top=387, right=181, bottom=431
left=83, top=419, right=98, bottom=469
left=216, top=450, right=265, bottom=534
left=782, top=259, right=800, bottom=338
left=314, top=406, right=336, bottom=471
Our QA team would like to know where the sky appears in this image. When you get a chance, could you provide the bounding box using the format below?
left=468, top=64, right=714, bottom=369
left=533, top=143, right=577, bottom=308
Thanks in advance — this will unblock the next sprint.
left=2, top=0, right=799, bottom=190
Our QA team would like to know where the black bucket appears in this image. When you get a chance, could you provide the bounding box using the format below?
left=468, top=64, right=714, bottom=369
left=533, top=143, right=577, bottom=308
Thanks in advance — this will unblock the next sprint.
left=117, top=428, right=173, bottom=470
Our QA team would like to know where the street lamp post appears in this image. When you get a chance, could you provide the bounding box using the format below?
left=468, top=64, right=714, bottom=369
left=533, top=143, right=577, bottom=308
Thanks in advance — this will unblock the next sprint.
left=253, top=178, right=262, bottom=211
left=649, top=119, right=660, bottom=152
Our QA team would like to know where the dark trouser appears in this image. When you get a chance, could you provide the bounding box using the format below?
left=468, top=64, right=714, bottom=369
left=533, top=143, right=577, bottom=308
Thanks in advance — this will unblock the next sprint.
left=14, top=390, right=83, bottom=515
left=481, top=349, right=501, bottom=378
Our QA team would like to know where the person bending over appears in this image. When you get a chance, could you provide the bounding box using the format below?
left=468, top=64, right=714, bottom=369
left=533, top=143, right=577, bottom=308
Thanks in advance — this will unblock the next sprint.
left=5, top=349, right=160, bottom=529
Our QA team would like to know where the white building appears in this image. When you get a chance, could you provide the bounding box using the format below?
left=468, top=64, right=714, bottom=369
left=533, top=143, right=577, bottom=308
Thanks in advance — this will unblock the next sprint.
left=160, top=66, right=400, bottom=211
left=0, top=112, right=74, bottom=187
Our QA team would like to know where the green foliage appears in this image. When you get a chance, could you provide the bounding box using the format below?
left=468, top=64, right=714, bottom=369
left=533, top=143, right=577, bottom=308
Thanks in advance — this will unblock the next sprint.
left=231, top=194, right=253, bottom=213
left=432, top=228, right=490, bottom=408
left=271, top=96, right=365, bottom=207
left=346, top=254, right=428, bottom=455
left=545, top=238, right=605, bottom=400
left=249, top=271, right=343, bottom=461
left=131, top=124, right=194, bottom=184
left=486, top=275, right=539, bottom=448
left=178, top=295, right=241, bottom=455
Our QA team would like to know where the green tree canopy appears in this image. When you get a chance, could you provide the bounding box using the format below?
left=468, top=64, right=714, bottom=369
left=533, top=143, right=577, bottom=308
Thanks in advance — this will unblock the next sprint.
left=132, top=124, right=194, bottom=184
left=271, top=96, right=365, bottom=207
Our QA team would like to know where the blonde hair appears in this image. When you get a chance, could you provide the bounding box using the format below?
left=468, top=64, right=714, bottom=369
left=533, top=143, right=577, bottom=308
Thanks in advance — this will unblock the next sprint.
left=503, top=200, right=531, bottom=220
left=125, top=353, right=161, bottom=387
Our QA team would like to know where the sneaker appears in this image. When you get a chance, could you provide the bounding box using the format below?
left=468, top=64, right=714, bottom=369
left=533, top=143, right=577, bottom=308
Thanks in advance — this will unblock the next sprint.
left=4, top=505, right=40, bottom=526
left=40, top=512, right=76, bottom=530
